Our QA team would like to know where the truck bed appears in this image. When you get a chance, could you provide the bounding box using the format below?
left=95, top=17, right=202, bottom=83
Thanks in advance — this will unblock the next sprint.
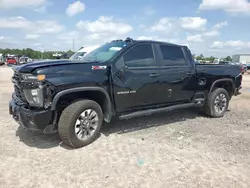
left=195, top=64, right=242, bottom=91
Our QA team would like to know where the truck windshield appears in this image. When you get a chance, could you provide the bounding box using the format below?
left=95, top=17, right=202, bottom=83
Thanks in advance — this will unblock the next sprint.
left=70, top=52, right=87, bottom=60
left=80, top=41, right=126, bottom=62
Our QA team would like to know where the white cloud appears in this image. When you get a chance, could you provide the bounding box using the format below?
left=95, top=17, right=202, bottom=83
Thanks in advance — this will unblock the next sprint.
left=137, top=36, right=163, bottom=41
left=211, top=40, right=250, bottom=49
left=66, top=1, right=85, bottom=17
left=187, top=30, right=219, bottom=44
left=149, top=17, right=173, bottom=32
left=25, top=34, right=40, bottom=39
left=225, top=40, right=246, bottom=48
left=213, top=21, right=228, bottom=29
left=199, top=0, right=250, bottom=14
left=0, top=17, right=30, bottom=29
left=76, top=16, right=133, bottom=35
left=0, top=0, right=46, bottom=9
left=203, top=30, right=220, bottom=37
left=187, top=34, right=204, bottom=42
left=0, top=36, right=4, bottom=40
left=0, top=17, right=64, bottom=34
left=180, top=17, right=207, bottom=30
left=211, top=41, right=224, bottom=48
left=32, top=20, right=64, bottom=34
left=137, top=36, right=157, bottom=40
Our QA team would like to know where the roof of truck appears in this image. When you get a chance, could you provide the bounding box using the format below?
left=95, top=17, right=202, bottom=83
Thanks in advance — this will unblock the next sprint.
left=136, top=40, right=186, bottom=47
left=112, top=38, right=187, bottom=47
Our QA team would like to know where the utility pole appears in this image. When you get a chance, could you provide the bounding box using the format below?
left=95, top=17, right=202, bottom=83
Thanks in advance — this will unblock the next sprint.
left=73, top=38, right=75, bottom=52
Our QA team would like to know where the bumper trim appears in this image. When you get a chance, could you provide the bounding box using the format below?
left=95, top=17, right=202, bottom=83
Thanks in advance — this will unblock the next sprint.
left=9, top=100, right=53, bottom=132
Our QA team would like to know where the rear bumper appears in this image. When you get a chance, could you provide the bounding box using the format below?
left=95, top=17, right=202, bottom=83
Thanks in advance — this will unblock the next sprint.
left=9, top=99, right=54, bottom=132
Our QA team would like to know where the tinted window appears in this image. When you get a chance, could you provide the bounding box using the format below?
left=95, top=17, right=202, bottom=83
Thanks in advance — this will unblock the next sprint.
left=160, top=45, right=186, bottom=66
left=123, top=44, right=154, bottom=67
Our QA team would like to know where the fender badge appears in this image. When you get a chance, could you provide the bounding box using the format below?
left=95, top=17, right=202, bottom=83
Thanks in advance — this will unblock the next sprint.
left=92, top=66, right=107, bottom=70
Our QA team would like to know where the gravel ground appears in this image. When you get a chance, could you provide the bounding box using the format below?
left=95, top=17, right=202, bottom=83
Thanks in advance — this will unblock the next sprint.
left=0, top=67, right=250, bottom=188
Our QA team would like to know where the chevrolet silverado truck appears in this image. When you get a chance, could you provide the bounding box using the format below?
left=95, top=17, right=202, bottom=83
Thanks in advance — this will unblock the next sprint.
left=9, top=38, right=242, bottom=148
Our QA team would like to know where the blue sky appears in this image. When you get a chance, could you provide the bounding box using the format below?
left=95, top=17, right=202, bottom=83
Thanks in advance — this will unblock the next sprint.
left=0, top=0, right=250, bottom=57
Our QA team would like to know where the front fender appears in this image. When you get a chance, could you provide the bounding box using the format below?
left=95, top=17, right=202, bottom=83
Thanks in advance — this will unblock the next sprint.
left=51, top=87, right=113, bottom=122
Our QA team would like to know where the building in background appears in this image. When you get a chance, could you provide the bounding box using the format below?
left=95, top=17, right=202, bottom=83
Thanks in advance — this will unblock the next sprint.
left=232, top=54, right=250, bottom=64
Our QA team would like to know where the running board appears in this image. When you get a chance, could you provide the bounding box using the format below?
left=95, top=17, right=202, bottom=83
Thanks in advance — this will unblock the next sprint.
left=119, top=103, right=201, bottom=120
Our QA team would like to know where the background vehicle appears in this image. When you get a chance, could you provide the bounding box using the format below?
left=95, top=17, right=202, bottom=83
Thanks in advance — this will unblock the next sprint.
left=219, top=61, right=231, bottom=65
left=19, top=57, right=32, bottom=64
left=70, top=45, right=100, bottom=60
left=0, top=54, right=4, bottom=66
left=194, top=59, right=201, bottom=64
left=6, top=57, right=17, bottom=66
left=234, top=62, right=247, bottom=74
left=9, top=38, right=242, bottom=148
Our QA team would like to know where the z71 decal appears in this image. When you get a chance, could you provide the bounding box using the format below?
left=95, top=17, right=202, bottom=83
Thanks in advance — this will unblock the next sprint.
left=92, top=66, right=107, bottom=70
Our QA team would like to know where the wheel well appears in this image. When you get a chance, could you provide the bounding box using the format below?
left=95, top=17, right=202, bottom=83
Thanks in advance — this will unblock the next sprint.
left=55, top=91, right=112, bottom=123
left=210, top=80, right=234, bottom=98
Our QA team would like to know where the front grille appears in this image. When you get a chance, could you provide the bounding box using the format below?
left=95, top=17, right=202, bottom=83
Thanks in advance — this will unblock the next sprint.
left=12, top=72, right=28, bottom=104
left=14, top=85, right=27, bottom=102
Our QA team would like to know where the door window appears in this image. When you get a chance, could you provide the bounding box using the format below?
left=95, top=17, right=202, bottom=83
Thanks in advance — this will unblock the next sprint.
left=123, top=44, right=154, bottom=67
left=160, top=45, right=186, bottom=66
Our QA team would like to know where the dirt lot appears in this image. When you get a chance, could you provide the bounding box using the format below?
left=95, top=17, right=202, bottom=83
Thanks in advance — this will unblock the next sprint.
left=0, top=67, right=250, bottom=188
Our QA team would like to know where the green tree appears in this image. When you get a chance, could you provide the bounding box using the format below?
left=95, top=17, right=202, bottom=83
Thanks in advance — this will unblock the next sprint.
left=196, top=54, right=204, bottom=61
left=224, top=56, right=232, bottom=61
left=0, top=48, right=72, bottom=60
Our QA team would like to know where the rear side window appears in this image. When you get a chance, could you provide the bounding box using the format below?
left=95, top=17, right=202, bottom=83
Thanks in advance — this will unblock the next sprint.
left=160, top=45, right=186, bottom=66
left=123, top=44, right=154, bottom=67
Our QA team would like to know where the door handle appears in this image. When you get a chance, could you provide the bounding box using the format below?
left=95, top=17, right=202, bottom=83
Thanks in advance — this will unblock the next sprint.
left=149, top=73, right=160, bottom=77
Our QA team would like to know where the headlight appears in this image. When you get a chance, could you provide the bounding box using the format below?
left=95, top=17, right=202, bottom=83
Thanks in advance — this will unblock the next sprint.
left=23, top=87, right=44, bottom=107
left=21, top=74, right=46, bottom=81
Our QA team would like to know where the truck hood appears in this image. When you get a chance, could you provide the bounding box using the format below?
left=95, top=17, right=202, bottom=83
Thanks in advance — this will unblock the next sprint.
left=13, top=59, right=98, bottom=73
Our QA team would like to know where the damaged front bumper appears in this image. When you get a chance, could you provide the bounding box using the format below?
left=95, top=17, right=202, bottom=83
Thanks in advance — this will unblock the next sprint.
left=9, top=99, right=56, bottom=133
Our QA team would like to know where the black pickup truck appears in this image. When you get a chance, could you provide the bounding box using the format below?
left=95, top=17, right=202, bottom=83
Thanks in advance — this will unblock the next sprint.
left=9, top=38, right=242, bottom=148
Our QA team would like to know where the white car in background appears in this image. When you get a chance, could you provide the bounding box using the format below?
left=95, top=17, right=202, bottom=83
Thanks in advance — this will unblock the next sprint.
left=19, top=57, right=33, bottom=64
left=70, top=45, right=100, bottom=60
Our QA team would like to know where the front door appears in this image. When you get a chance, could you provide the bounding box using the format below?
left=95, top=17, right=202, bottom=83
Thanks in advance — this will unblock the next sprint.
left=111, top=43, right=162, bottom=113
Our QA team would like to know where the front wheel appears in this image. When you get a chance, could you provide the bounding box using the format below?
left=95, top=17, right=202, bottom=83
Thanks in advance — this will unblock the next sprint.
left=204, top=88, right=229, bottom=118
left=58, top=100, right=103, bottom=148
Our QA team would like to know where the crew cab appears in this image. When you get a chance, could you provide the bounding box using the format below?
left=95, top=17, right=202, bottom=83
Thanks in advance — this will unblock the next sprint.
left=9, top=38, right=242, bottom=148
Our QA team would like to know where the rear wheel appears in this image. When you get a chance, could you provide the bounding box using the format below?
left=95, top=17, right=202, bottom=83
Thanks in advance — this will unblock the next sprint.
left=58, top=100, right=103, bottom=148
left=204, top=88, right=229, bottom=118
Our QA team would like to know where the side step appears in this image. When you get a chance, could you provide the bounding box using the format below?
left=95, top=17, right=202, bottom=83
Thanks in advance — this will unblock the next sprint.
left=119, top=102, right=201, bottom=120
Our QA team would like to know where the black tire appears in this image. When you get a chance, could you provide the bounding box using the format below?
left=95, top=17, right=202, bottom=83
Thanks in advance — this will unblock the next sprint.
left=204, top=88, right=229, bottom=118
left=58, top=100, right=103, bottom=148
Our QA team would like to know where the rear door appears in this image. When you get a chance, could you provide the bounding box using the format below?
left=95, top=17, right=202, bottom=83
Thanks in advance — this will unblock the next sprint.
left=156, top=44, right=196, bottom=104
left=111, top=43, right=162, bottom=112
